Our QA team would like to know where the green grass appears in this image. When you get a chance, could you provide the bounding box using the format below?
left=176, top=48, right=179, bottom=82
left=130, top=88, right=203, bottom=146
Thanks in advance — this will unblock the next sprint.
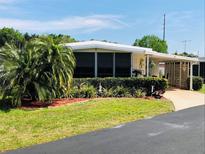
left=0, top=98, right=174, bottom=152
left=199, top=84, right=205, bottom=94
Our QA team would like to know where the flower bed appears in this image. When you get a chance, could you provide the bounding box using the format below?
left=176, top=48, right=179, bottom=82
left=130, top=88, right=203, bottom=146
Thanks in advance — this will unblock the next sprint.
left=21, top=98, right=89, bottom=109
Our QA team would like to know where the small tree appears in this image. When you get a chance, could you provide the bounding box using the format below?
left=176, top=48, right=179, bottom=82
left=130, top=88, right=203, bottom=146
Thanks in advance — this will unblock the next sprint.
left=0, top=37, right=76, bottom=106
left=133, top=35, right=168, bottom=53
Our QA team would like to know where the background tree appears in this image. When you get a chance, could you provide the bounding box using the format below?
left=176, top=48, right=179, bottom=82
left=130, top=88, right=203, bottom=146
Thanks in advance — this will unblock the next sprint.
left=48, top=34, right=76, bottom=44
left=0, top=27, right=25, bottom=47
left=0, top=37, right=76, bottom=106
left=133, top=35, right=168, bottom=53
left=24, top=33, right=76, bottom=44
left=174, top=51, right=198, bottom=58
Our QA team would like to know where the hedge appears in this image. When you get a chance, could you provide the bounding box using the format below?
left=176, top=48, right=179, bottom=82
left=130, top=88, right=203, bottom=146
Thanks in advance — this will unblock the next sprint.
left=187, top=76, right=203, bottom=90
left=72, top=77, right=168, bottom=96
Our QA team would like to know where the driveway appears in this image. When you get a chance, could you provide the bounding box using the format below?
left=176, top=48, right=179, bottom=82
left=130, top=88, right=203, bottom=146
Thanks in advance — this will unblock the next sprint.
left=163, top=88, right=205, bottom=111
left=4, top=105, right=205, bottom=154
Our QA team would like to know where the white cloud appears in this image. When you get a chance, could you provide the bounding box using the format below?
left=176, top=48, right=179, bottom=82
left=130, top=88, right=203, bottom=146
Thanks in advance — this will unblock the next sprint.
left=0, top=15, right=127, bottom=33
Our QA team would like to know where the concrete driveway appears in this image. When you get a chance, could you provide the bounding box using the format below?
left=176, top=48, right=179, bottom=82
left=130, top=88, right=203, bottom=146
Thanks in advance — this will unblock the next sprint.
left=163, top=88, right=205, bottom=111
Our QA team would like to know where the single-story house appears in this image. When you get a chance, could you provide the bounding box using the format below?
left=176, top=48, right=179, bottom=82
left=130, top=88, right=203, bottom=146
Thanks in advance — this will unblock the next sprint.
left=193, top=57, right=205, bottom=82
left=65, top=41, right=198, bottom=90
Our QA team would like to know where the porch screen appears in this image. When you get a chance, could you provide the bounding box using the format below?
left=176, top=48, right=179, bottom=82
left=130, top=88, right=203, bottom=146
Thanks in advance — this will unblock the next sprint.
left=97, top=53, right=113, bottom=77
left=115, top=53, right=131, bottom=77
left=73, top=52, right=95, bottom=78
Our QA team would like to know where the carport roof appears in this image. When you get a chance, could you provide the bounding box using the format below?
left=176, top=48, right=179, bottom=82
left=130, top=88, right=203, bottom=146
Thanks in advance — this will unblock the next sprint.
left=146, top=51, right=199, bottom=62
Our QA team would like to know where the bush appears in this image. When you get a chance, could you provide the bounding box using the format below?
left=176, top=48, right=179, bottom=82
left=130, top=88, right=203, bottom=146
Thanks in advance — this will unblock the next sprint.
left=70, top=85, right=96, bottom=98
left=112, top=86, right=131, bottom=97
left=134, top=89, right=146, bottom=98
left=73, top=77, right=168, bottom=96
left=187, top=76, right=203, bottom=90
left=98, top=88, right=113, bottom=97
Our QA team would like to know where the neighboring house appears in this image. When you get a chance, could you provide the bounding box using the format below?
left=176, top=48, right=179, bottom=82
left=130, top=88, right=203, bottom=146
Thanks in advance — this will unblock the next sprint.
left=65, top=41, right=198, bottom=90
left=193, top=57, right=205, bottom=82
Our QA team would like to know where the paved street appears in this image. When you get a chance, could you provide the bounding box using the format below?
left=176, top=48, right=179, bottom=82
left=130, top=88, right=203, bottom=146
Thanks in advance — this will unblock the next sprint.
left=4, top=105, right=205, bottom=154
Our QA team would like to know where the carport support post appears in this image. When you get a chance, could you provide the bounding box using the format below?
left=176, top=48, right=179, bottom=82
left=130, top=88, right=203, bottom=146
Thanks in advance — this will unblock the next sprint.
left=190, top=62, right=193, bottom=90
left=146, top=55, right=150, bottom=77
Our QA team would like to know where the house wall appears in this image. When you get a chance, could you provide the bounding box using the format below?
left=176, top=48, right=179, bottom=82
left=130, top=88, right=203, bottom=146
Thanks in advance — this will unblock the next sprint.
left=132, top=53, right=146, bottom=75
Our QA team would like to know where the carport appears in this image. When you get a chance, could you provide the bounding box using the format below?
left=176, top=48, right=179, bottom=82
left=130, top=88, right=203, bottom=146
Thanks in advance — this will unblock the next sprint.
left=145, top=51, right=199, bottom=90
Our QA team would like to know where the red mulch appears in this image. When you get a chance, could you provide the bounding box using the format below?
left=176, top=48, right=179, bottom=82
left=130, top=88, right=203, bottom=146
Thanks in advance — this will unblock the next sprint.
left=21, top=98, right=90, bottom=109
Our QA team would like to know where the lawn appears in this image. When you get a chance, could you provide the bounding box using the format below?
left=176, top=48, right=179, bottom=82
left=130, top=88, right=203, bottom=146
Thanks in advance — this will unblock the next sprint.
left=199, top=84, right=205, bottom=94
left=0, top=98, right=174, bottom=152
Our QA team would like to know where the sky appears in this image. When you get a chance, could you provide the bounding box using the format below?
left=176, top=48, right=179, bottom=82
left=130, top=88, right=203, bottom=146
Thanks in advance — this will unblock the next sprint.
left=0, top=0, right=204, bottom=56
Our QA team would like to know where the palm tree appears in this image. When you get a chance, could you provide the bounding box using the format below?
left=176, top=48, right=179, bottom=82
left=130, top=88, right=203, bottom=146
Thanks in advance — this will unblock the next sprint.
left=0, top=37, right=75, bottom=106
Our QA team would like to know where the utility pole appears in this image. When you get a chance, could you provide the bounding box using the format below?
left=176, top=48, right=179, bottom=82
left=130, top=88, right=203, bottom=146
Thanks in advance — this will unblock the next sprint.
left=163, top=14, right=166, bottom=41
left=182, top=40, right=191, bottom=53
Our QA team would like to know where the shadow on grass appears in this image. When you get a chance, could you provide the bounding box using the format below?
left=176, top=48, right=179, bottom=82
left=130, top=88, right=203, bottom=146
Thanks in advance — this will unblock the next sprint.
left=0, top=98, right=13, bottom=112
left=0, top=103, right=11, bottom=112
left=0, top=99, right=49, bottom=112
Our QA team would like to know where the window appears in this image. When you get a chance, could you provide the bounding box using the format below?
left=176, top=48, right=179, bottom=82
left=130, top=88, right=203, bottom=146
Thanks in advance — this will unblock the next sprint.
left=115, top=53, right=131, bottom=77
left=73, top=52, right=95, bottom=78
left=200, top=62, right=205, bottom=81
left=97, top=53, right=113, bottom=77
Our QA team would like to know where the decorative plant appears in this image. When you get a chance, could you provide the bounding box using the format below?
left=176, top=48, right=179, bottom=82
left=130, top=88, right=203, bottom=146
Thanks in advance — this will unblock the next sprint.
left=0, top=37, right=76, bottom=106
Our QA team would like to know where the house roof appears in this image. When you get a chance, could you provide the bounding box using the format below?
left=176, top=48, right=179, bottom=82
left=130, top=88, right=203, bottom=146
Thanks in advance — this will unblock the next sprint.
left=65, top=40, right=152, bottom=53
left=65, top=40, right=198, bottom=62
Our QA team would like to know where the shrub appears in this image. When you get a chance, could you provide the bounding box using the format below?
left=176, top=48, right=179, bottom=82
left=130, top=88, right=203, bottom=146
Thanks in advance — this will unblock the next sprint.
left=187, top=76, right=203, bottom=90
left=73, top=77, right=168, bottom=96
left=134, top=89, right=146, bottom=98
left=112, top=86, right=131, bottom=97
left=70, top=85, right=96, bottom=98
left=98, top=88, right=113, bottom=97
